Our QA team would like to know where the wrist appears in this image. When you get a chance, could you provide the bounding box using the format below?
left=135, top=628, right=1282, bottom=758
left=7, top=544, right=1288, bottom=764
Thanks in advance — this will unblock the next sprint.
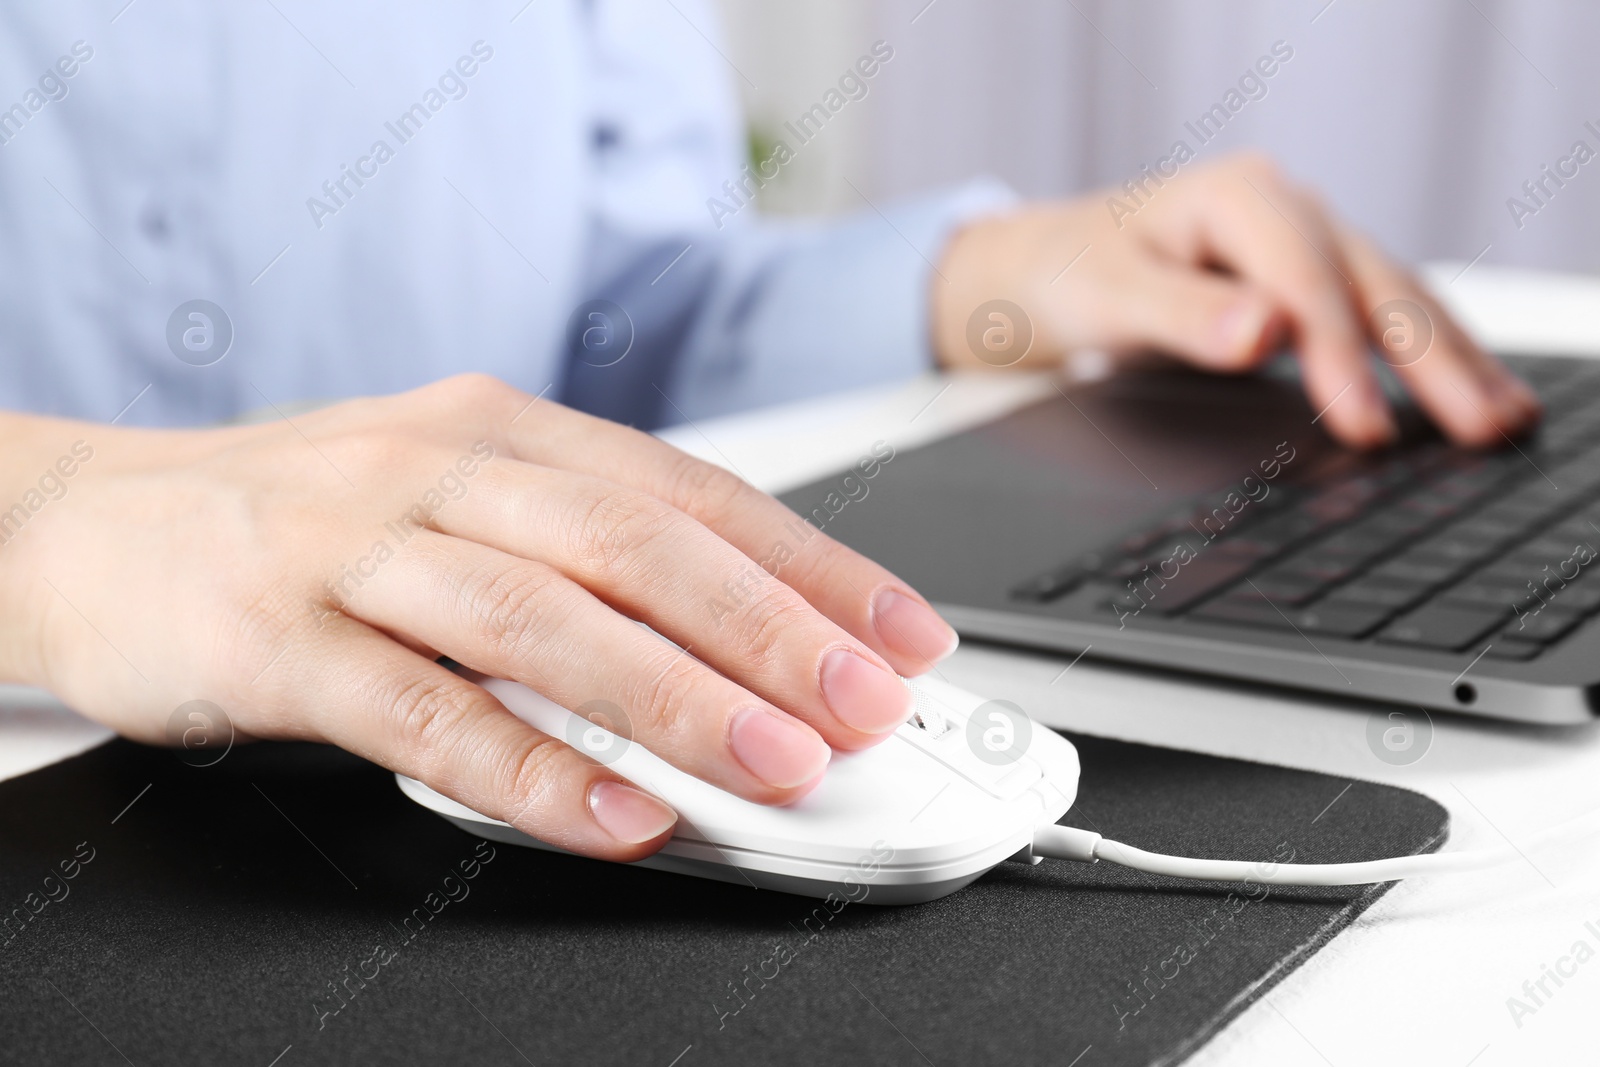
left=0, top=414, right=113, bottom=685
left=929, top=211, right=1044, bottom=371
left=930, top=219, right=984, bottom=370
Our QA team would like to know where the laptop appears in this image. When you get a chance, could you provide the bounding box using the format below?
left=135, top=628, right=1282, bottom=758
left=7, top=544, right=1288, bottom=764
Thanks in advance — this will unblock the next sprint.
left=779, top=354, right=1600, bottom=725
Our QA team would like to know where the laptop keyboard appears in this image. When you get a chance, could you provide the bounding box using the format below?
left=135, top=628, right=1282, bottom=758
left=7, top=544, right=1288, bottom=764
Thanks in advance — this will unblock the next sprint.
left=1011, top=358, right=1600, bottom=661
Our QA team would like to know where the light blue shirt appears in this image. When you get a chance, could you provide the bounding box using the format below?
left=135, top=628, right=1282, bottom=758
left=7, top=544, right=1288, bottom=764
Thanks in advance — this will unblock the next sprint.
left=0, top=1, right=1008, bottom=429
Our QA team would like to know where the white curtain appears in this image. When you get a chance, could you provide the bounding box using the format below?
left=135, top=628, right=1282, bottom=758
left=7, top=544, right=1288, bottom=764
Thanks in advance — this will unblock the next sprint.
left=856, top=0, right=1600, bottom=272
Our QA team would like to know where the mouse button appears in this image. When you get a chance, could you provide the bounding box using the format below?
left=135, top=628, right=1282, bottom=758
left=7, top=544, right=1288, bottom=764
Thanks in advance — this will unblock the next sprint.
left=903, top=683, right=953, bottom=737
left=891, top=726, right=1043, bottom=801
left=741, top=745, right=999, bottom=865
left=1031, top=736, right=1082, bottom=798
left=632, top=767, right=783, bottom=846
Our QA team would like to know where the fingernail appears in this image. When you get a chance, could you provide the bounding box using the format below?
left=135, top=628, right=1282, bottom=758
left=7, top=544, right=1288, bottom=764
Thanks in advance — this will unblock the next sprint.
left=820, top=648, right=915, bottom=735
left=1461, top=373, right=1523, bottom=431
left=588, top=780, right=677, bottom=845
left=1505, top=377, right=1541, bottom=423
left=1368, top=404, right=1399, bottom=445
left=1353, top=380, right=1398, bottom=447
left=1215, top=298, right=1271, bottom=360
left=1365, top=411, right=1399, bottom=448
left=872, top=589, right=959, bottom=665
left=729, top=707, right=831, bottom=789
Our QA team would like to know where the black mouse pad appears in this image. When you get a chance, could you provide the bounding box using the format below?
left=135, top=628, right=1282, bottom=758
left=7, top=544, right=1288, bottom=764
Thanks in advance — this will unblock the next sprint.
left=0, top=733, right=1446, bottom=1067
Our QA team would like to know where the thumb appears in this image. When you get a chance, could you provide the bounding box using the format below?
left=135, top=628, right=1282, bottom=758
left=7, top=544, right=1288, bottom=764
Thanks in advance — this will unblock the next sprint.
left=1108, top=262, right=1285, bottom=371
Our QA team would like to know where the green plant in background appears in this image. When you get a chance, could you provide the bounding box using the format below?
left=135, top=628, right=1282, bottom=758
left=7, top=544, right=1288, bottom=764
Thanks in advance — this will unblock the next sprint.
left=746, top=123, right=776, bottom=173
left=745, top=122, right=791, bottom=205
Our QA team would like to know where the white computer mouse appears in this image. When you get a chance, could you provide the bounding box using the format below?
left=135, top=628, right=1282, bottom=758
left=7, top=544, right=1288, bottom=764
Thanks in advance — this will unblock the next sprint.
left=397, top=675, right=1081, bottom=904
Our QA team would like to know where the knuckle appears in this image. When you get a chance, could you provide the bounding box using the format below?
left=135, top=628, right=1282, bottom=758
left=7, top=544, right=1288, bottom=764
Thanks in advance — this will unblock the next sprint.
left=738, top=591, right=816, bottom=673
left=567, top=485, right=680, bottom=578
left=1231, top=150, right=1282, bottom=184
left=503, top=734, right=574, bottom=825
left=463, top=563, right=568, bottom=657
left=664, top=452, right=751, bottom=519
left=433, top=372, right=513, bottom=409
left=387, top=674, right=476, bottom=765
left=1274, top=178, right=1328, bottom=225
left=633, top=650, right=704, bottom=744
left=765, top=526, right=835, bottom=586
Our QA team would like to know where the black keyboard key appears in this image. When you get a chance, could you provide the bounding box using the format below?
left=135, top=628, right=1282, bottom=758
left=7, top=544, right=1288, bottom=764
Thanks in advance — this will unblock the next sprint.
left=1314, top=528, right=1396, bottom=558
left=1466, top=562, right=1544, bottom=587
left=1453, top=514, right=1531, bottom=542
left=1468, top=512, right=1541, bottom=542
left=1361, top=507, right=1435, bottom=539
left=1407, top=532, right=1504, bottom=566
left=1550, top=584, right=1600, bottom=612
left=1502, top=609, right=1585, bottom=644
left=1481, top=638, right=1543, bottom=661
left=1378, top=604, right=1510, bottom=651
left=1193, top=597, right=1392, bottom=638
left=1205, top=533, right=1281, bottom=560
left=1011, top=550, right=1119, bottom=601
left=1437, top=582, right=1540, bottom=613
left=1243, top=512, right=1327, bottom=551
left=1301, top=487, right=1369, bottom=524
left=1190, top=598, right=1289, bottom=630
left=1483, top=485, right=1566, bottom=525
left=1520, top=534, right=1593, bottom=559
left=1320, top=581, right=1428, bottom=609
left=1485, top=556, right=1577, bottom=590
left=1237, top=572, right=1324, bottom=605
left=1551, top=513, right=1600, bottom=537
left=1367, top=557, right=1461, bottom=587
left=1081, top=583, right=1148, bottom=618
left=1011, top=567, right=1088, bottom=602
left=1395, top=492, right=1464, bottom=522
left=1275, top=552, right=1360, bottom=585
left=1290, top=601, right=1397, bottom=637
left=1150, top=556, right=1258, bottom=615
left=1518, top=577, right=1592, bottom=612
left=1550, top=458, right=1600, bottom=493
left=1429, top=464, right=1513, bottom=499
left=1209, top=537, right=1278, bottom=563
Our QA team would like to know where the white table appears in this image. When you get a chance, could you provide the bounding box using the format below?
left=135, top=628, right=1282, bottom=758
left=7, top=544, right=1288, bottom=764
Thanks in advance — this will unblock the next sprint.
left=6, top=263, right=1598, bottom=1066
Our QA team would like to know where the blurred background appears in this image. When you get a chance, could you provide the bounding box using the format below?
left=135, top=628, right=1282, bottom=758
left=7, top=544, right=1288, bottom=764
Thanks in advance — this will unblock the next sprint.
left=712, top=0, right=1600, bottom=273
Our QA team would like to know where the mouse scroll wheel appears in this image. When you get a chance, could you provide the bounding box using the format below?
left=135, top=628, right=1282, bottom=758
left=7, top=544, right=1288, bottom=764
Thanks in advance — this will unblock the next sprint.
left=901, top=678, right=952, bottom=738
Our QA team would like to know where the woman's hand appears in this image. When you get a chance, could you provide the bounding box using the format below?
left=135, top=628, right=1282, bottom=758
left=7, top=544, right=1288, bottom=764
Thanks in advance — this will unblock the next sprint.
left=0, top=376, right=956, bottom=860
left=933, top=152, right=1541, bottom=449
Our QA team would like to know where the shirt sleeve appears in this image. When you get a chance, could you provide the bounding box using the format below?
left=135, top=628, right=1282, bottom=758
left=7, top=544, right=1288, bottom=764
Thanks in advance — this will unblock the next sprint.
left=558, top=0, right=1016, bottom=429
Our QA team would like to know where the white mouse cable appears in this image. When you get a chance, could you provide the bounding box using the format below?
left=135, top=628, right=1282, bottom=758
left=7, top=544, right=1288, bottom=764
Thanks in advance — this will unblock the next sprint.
left=1030, top=806, right=1600, bottom=887
left=894, top=674, right=1579, bottom=888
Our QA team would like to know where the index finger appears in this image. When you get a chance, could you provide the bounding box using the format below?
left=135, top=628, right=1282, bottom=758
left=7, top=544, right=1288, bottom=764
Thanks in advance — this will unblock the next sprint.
left=1336, top=228, right=1541, bottom=447
left=446, top=381, right=960, bottom=677
left=1167, top=164, right=1397, bottom=448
